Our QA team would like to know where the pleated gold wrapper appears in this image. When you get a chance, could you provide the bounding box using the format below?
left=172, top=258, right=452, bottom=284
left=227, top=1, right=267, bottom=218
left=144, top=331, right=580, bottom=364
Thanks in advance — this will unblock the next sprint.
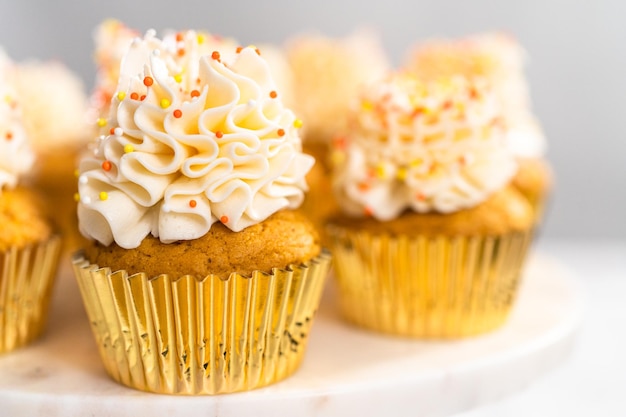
left=72, top=250, right=331, bottom=395
left=326, top=226, right=533, bottom=338
left=0, top=235, right=62, bottom=353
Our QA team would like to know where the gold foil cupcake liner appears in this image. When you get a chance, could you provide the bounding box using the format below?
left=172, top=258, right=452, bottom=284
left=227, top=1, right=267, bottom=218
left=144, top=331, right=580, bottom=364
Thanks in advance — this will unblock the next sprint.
left=72, top=250, right=331, bottom=395
left=0, top=235, right=62, bottom=353
left=327, top=226, right=533, bottom=338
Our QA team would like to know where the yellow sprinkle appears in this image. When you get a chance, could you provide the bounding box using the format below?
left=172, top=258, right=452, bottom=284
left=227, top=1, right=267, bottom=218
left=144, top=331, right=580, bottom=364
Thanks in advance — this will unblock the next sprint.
left=197, top=34, right=205, bottom=44
left=96, top=118, right=107, bottom=127
left=124, top=144, right=134, bottom=153
left=99, top=191, right=108, bottom=201
left=293, top=119, right=303, bottom=128
left=361, top=100, right=374, bottom=111
left=117, top=91, right=126, bottom=101
left=73, top=169, right=80, bottom=178
left=375, top=164, right=386, bottom=179
left=410, top=159, right=423, bottom=168
left=73, top=193, right=80, bottom=202
left=396, top=167, right=408, bottom=181
left=160, top=98, right=171, bottom=109
left=330, top=151, right=345, bottom=167
left=174, top=74, right=183, bottom=83
left=4, top=95, right=11, bottom=103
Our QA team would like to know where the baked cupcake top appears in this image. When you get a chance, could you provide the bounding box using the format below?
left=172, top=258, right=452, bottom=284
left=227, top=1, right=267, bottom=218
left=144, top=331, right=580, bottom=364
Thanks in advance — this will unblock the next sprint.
left=331, top=72, right=517, bottom=221
left=0, top=49, right=34, bottom=191
left=285, top=29, right=390, bottom=143
left=405, top=32, right=545, bottom=159
left=78, top=29, right=313, bottom=249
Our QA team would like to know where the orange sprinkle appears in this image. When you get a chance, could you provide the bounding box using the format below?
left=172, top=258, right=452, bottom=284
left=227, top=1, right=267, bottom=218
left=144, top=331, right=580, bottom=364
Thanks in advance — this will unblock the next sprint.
left=269, top=90, right=277, bottom=99
left=416, top=193, right=426, bottom=201
left=176, top=32, right=184, bottom=42
left=5, top=131, right=12, bottom=140
left=357, top=182, right=370, bottom=192
left=189, top=199, right=197, bottom=208
left=220, top=215, right=229, bottom=224
left=211, top=51, right=220, bottom=60
left=196, top=78, right=201, bottom=84
left=101, top=160, right=112, bottom=172
left=140, top=95, right=146, bottom=101
left=130, top=92, right=139, bottom=100
left=143, top=76, right=154, bottom=87
left=442, top=100, right=453, bottom=110
left=255, top=48, right=261, bottom=55
left=173, top=109, right=182, bottom=118
left=364, top=206, right=373, bottom=217
left=191, top=89, right=200, bottom=98
left=277, top=128, right=285, bottom=137
left=177, top=48, right=185, bottom=57
left=236, top=46, right=243, bottom=53
left=215, top=131, right=223, bottom=138
left=109, top=128, right=116, bottom=135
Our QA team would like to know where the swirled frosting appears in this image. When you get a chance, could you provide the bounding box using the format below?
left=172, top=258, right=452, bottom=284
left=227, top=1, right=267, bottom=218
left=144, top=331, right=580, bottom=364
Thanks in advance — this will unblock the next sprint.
left=405, top=32, right=546, bottom=158
left=78, top=30, right=313, bottom=249
left=12, top=60, right=89, bottom=150
left=331, top=73, right=517, bottom=220
left=0, top=50, right=35, bottom=191
left=286, top=29, right=391, bottom=143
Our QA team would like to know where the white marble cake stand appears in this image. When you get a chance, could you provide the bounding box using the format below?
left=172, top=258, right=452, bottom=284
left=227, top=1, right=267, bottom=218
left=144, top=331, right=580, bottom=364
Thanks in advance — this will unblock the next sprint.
left=0, top=251, right=583, bottom=417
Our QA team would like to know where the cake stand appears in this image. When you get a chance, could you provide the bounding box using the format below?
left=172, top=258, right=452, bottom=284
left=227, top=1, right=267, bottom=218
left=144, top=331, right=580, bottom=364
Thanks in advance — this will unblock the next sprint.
left=0, top=251, right=583, bottom=417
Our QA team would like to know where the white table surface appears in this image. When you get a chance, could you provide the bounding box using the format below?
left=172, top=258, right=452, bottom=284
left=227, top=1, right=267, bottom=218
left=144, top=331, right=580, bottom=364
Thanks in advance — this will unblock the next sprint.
left=0, top=236, right=600, bottom=416
left=458, top=238, right=626, bottom=417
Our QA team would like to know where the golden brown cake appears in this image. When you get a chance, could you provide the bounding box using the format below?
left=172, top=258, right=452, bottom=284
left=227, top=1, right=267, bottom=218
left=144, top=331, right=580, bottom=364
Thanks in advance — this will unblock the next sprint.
left=327, top=72, right=535, bottom=338
left=72, top=30, right=330, bottom=395
left=0, top=187, right=52, bottom=251
left=331, top=186, right=532, bottom=237
left=84, top=209, right=320, bottom=279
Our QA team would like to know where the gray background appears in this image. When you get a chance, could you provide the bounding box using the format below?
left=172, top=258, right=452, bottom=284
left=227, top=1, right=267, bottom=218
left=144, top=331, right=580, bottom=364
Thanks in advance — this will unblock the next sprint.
left=1, top=0, right=624, bottom=239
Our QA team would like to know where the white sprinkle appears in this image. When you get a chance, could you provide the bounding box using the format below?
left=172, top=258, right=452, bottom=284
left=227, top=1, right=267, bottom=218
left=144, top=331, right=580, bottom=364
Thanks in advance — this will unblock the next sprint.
left=78, top=175, right=88, bottom=184
left=152, top=49, right=161, bottom=57
left=146, top=29, right=156, bottom=38
left=248, top=99, right=257, bottom=107
left=114, top=127, right=123, bottom=136
left=162, top=204, right=171, bottom=213
left=81, top=196, right=92, bottom=205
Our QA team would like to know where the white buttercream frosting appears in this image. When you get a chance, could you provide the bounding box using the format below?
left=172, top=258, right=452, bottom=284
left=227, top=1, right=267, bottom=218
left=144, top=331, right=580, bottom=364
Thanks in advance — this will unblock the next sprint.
left=78, top=30, right=313, bottom=249
left=0, top=49, right=35, bottom=191
left=405, top=32, right=546, bottom=158
left=286, top=29, right=391, bottom=143
left=331, top=73, right=517, bottom=220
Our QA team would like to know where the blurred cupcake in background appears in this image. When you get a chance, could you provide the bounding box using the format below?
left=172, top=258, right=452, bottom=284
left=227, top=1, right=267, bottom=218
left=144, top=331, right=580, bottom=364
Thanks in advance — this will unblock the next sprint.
left=11, top=55, right=90, bottom=254
left=327, top=72, right=534, bottom=338
left=73, top=29, right=330, bottom=394
left=285, top=29, right=391, bottom=240
left=405, top=32, right=552, bottom=225
left=0, top=49, right=62, bottom=353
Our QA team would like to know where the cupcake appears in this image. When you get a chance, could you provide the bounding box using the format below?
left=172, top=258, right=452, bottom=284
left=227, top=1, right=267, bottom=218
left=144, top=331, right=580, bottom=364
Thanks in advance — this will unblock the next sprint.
left=285, top=30, right=391, bottom=240
left=73, top=29, right=330, bottom=395
left=0, top=50, right=62, bottom=353
left=404, top=32, right=553, bottom=224
left=11, top=57, right=90, bottom=253
left=327, top=72, right=534, bottom=338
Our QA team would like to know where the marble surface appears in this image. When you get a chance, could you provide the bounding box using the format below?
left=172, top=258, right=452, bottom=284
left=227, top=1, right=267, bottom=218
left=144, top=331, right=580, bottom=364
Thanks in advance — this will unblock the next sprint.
left=0, top=248, right=583, bottom=417
left=457, top=239, right=626, bottom=417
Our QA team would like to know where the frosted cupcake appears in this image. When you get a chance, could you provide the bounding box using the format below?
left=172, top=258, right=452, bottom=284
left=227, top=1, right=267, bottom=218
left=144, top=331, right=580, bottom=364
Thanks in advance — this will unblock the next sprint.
left=285, top=30, right=391, bottom=240
left=327, top=72, right=534, bottom=338
left=73, top=29, right=330, bottom=395
left=0, top=50, right=62, bottom=353
left=11, top=58, right=90, bottom=253
left=405, top=32, right=552, bottom=224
